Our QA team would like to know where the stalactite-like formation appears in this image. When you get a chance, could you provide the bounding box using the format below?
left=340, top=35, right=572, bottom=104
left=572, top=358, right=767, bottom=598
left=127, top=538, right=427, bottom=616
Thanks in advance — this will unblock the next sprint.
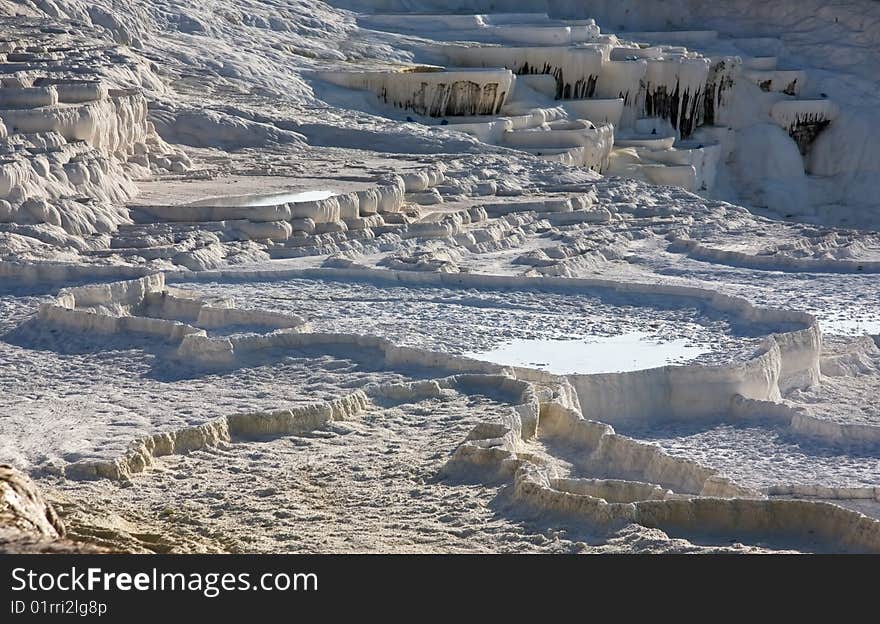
left=516, top=60, right=598, bottom=99
left=702, top=58, right=738, bottom=127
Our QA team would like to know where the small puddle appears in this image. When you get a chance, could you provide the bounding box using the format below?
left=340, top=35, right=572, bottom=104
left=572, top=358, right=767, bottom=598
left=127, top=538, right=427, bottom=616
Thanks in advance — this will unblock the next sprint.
left=463, top=331, right=711, bottom=374
left=820, top=317, right=880, bottom=336
left=188, top=190, right=336, bottom=207
left=808, top=306, right=880, bottom=336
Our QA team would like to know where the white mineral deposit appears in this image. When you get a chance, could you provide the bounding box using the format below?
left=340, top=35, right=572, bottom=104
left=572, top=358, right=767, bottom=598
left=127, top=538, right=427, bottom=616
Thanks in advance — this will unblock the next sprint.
left=1, top=0, right=880, bottom=555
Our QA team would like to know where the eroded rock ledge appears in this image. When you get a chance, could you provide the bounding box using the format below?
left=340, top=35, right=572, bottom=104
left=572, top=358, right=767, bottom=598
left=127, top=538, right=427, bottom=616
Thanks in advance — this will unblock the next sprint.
left=0, top=464, right=104, bottom=553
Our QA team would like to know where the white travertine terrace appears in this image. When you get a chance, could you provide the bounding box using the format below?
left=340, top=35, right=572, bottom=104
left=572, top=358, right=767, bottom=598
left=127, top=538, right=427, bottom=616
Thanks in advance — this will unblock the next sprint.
left=28, top=273, right=880, bottom=552
left=0, top=20, right=188, bottom=236
left=438, top=45, right=606, bottom=100
left=1, top=1, right=880, bottom=554
left=318, top=68, right=515, bottom=117
left=502, top=119, right=614, bottom=171
left=326, top=8, right=853, bottom=203
left=360, top=12, right=601, bottom=45
left=563, top=98, right=623, bottom=126
left=770, top=99, right=841, bottom=154
left=435, top=42, right=716, bottom=139
left=743, top=68, right=806, bottom=95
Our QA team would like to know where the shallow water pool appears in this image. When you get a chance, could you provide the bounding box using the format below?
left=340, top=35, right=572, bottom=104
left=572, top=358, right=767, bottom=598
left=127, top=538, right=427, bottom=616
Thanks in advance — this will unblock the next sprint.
left=187, top=190, right=336, bottom=207
left=172, top=277, right=781, bottom=367
left=463, top=332, right=711, bottom=374
left=819, top=314, right=880, bottom=336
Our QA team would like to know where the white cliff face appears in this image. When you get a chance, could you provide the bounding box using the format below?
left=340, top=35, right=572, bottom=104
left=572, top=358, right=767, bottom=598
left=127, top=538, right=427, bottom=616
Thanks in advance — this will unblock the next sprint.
left=319, top=68, right=516, bottom=117
left=0, top=0, right=879, bottom=554
left=328, top=1, right=880, bottom=223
